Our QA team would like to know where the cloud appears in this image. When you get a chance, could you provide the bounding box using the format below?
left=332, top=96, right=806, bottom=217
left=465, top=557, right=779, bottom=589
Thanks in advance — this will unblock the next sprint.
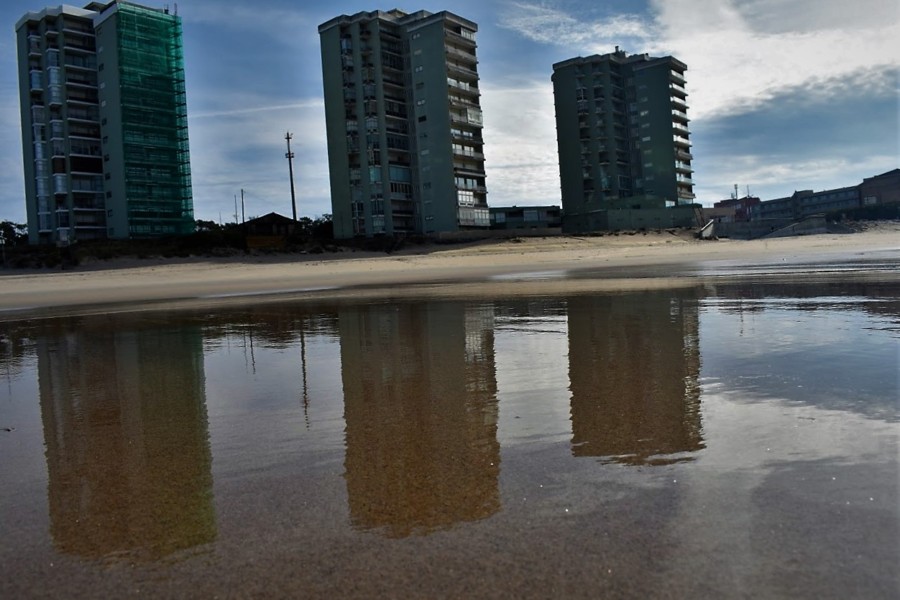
left=191, top=100, right=323, bottom=120
left=499, top=1, right=653, bottom=49
left=499, top=0, right=900, bottom=120
left=480, top=80, right=561, bottom=205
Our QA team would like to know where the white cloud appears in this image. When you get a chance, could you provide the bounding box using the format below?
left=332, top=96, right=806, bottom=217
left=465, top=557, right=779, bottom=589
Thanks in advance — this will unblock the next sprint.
left=500, top=0, right=900, bottom=119
left=652, top=0, right=900, bottom=118
left=480, top=80, right=561, bottom=205
left=499, top=1, right=653, bottom=49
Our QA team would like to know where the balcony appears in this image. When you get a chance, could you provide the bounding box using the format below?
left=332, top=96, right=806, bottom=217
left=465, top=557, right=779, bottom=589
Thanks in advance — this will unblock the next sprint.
left=674, top=161, right=693, bottom=173
left=65, top=76, right=97, bottom=89
left=447, top=60, right=478, bottom=80
left=63, top=38, right=96, bottom=53
left=670, top=70, right=686, bottom=84
left=445, top=27, right=476, bottom=48
left=64, top=55, right=96, bottom=70
left=671, top=95, right=688, bottom=109
left=446, top=45, right=477, bottom=65
left=669, top=82, right=688, bottom=97
left=671, top=108, right=689, bottom=122
left=673, top=121, right=690, bottom=134
left=67, top=107, right=99, bottom=122
left=447, top=78, right=480, bottom=97
left=673, top=134, right=691, bottom=148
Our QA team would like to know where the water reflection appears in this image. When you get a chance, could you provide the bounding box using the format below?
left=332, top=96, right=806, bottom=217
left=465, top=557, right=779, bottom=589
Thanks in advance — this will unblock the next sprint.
left=567, top=291, right=705, bottom=464
left=700, top=279, right=900, bottom=421
left=340, top=301, right=500, bottom=537
left=37, top=316, right=215, bottom=560
left=1, top=277, right=896, bottom=569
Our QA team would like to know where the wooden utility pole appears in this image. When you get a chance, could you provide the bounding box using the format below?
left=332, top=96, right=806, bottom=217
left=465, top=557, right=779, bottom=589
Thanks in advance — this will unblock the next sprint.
left=285, top=132, right=298, bottom=221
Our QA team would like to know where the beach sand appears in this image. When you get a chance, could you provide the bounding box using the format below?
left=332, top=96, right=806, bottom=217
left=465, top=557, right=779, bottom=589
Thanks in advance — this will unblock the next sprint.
left=1, top=224, right=898, bottom=317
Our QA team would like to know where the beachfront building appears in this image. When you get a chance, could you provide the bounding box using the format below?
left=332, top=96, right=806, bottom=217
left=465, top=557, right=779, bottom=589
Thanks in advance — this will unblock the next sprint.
left=552, top=48, right=696, bottom=233
left=319, top=10, right=489, bottom=239
left=15, top=1, right=193, bottom=245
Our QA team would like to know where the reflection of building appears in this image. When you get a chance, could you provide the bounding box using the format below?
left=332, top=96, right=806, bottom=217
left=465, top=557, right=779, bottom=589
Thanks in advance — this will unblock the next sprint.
left=567, top=291, right=704, bottom=465
left=37, top=317, right=214, bottom=560
left=340, top=301, right=499, bottom=537
left=16, top=1, right=193, bottom=244
left=319, top=10, right=489, bottom=238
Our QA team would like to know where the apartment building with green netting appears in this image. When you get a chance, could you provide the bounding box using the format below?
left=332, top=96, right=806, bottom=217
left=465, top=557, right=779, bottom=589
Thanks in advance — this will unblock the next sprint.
left=16, top=1, right=193, bottom=244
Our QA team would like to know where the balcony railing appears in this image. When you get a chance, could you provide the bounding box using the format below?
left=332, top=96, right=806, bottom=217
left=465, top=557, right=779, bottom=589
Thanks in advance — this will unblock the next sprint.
left=669, top=82, right=687, bottom=96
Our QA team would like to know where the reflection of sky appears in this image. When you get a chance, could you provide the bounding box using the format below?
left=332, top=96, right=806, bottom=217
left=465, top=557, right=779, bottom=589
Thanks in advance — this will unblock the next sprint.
left=201, top=328, right=347, bottom=482
left=699, top=298, right=900, bottom=421
left=494, top=314, right=571, bottom=446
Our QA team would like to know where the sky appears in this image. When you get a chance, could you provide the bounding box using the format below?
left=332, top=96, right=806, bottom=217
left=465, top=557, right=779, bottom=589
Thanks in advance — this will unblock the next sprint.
left=0, top=0, right=897, bottom=224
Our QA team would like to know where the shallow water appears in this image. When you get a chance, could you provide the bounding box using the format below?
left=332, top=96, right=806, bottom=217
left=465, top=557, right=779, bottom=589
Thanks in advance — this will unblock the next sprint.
left=1, top=278, right=898, bottom=598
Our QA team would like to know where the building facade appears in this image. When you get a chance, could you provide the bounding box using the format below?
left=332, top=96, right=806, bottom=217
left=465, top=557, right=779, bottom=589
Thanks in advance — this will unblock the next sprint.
left=552, top=49, right=695, bottom=233
left=16, top=1, right=193, bottom=245
left=489, top=205, right=561, bottom=230
left=859, top=169, right=900, bottom=207
left=754, top=186, right=860, bottom=221
left=319, top=10, right=489, bottom=239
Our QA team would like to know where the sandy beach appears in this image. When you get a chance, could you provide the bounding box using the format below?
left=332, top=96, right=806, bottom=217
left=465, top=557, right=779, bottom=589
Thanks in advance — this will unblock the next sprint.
left=1, top=224, right=898, bottom=317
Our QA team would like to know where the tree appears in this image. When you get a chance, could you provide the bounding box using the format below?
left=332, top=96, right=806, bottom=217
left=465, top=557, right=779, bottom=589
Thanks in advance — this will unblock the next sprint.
left=194, top=219, right=222, bottom=232
left=0, top=221, right=27, bottom=246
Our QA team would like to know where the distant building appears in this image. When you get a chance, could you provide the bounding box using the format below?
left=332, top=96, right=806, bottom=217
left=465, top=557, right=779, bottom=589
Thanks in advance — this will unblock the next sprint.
left=319, top=10, right=489, bottom=239
left=859, top=169, right=900, bottom=207
left=490, top=205, right=561, bottom=230
left=754, top=186, right=859, bottom=221
left=552, top=48, right=696, bottom=233
left=243, top=212, right=298, bottom=249
left=16, top=1, right=193, bottom=245
left=712, top=196, right=760, bottom=222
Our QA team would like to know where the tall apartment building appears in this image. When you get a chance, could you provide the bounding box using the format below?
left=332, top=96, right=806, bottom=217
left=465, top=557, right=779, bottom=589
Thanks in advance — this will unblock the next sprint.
left=552, top=48, right=695, bottom=232
left=16, top=1, right=193, bottom=245
left=319, top=10, right=489, bottom=239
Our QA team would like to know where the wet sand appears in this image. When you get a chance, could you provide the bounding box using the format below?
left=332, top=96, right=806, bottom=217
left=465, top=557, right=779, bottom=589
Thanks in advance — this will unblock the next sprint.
left=1, top=225, right=898, bottom=317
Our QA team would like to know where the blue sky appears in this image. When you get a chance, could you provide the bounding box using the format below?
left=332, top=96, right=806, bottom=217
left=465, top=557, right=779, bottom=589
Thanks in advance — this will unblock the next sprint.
left=1, top=0, right=897, bottom=224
